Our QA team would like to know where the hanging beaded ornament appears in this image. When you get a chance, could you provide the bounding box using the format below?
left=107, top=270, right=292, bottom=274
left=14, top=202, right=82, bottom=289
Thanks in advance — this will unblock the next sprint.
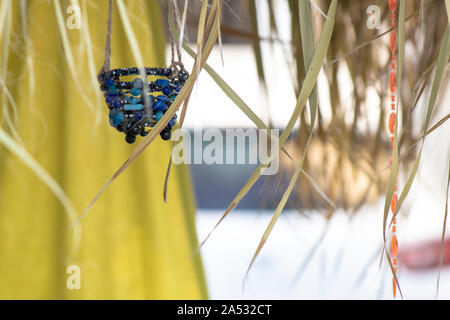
left=97, top=0, right=187, bottom=144
left=98, top=64, right=187, bottom=143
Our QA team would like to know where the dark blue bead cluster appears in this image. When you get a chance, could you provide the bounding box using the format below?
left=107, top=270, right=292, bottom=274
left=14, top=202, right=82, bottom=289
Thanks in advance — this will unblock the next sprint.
left=98, top=67, right=188, bottom=144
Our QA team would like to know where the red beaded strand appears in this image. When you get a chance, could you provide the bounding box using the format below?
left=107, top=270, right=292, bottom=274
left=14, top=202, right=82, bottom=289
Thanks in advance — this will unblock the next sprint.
left=388, top=0, right=399, bottom=298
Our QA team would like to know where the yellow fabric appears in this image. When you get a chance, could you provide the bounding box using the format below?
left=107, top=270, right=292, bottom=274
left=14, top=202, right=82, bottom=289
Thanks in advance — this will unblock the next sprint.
left=0, top=0, right=207, bottom=299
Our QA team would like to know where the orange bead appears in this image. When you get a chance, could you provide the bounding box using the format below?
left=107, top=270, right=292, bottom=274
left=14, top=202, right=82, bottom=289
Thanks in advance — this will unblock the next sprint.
left=389, top=112, right=396, bottom=134
left=390, top=72, right=396, bottom=93
left=391, top=193, right=398, bottom=213
left=390, top=31, right=396, bottom=53
left=389, top=0, right=397, bottom=12
left=391, top=235, right=399, bottom=256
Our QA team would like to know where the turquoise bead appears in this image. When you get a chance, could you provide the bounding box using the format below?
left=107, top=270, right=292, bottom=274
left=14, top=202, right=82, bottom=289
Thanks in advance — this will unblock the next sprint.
left=130, top=88, right=141, bottom=96
left=110, top=111, right=124, bottom=127
left=128, top=97, right=139, bottom=104
left=108, top=85, right=118, bottom=94
left=155, top=111, right=163, bottom=122
left=124, top=104, right=143, bottom=111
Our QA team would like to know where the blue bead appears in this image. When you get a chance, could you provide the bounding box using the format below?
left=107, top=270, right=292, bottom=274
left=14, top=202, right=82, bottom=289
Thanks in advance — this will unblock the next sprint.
left=113, top=99, right=122, bottom=108
left=169, top=119, right=176, bottom=127
left=130, top=88, right=141, bottom=96
left=175, top=86, right=182, bottom=92
left=105, top=79, right=114, bottom=86
left=124, top=104, right=144, bottom=111
left=155, top=111, right=164, bottom=122
left=153, top=101, right=167, bottom=112
left=156, top=95, right=168, bottom=102
left=156, top=79, right=170, bottom=87
left=134, top=112, right=143, bottom=121
left=163, top=87, right=172, bottom=95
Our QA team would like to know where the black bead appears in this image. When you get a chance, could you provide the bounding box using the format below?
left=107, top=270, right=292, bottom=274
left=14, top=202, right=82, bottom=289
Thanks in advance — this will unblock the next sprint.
left=161, top=130, right=171, bottom=141
left=125, top=135, right=136, bottom=144
left=130, top=126, right=140, bottom=136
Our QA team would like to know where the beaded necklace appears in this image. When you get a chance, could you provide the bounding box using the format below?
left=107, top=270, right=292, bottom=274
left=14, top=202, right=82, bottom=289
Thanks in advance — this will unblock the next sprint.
left=388, top=0, right=399, bottom=298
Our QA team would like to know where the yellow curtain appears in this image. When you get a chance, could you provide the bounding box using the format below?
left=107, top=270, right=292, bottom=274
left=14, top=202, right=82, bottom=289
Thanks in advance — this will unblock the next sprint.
left=0, top=0, right=207, bottom=299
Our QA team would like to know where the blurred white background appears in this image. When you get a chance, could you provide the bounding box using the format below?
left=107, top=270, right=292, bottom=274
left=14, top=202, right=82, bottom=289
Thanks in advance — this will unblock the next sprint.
left=177, top=43, right=450, bottom=300
left=169, top=0, right=450, bottom=299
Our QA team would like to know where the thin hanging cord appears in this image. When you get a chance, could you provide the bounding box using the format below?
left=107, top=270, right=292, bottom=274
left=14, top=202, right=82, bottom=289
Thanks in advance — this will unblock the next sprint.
left=99, top=0, right=113, bottom=78
left=167, top=0, right=185, bottom=81
left=168, top=0, right=182, bottom=64
left=99, top=0, right=183, bottom=76
left=170, top=31, right=176, bottom=65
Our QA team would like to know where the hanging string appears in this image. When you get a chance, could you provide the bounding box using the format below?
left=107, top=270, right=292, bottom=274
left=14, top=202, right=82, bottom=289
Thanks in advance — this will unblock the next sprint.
left=99, top=0, right=184, bottom=78
left=99, top=0, right=114, bottom=78
left=169, top=29, right=177, bottom=65
left=167, top=0, right=185, bottom=79
left=168, top=0, right=183, bottom=64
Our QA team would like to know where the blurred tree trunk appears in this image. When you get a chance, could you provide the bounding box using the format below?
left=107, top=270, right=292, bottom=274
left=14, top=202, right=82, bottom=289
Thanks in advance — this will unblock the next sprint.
left=0, top=0, right=207, bottom=299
